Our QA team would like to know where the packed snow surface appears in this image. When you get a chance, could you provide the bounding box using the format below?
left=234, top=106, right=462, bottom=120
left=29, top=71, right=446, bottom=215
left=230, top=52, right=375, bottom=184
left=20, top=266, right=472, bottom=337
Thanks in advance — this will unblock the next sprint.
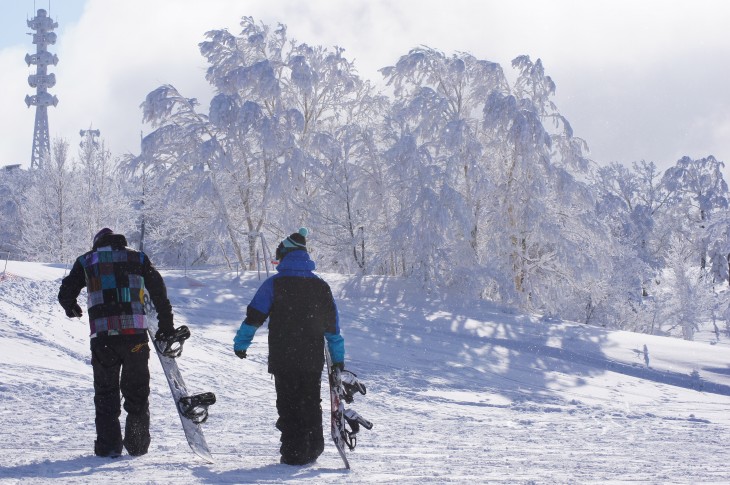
left=1, top=260, right=730, bottom=484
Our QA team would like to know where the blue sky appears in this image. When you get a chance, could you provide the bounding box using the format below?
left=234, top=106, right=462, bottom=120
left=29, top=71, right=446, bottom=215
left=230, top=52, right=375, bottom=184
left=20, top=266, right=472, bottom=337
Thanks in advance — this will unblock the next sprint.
left=2, top=0, right=730, bottom=176
left=0, top=0, right=86, bottom=48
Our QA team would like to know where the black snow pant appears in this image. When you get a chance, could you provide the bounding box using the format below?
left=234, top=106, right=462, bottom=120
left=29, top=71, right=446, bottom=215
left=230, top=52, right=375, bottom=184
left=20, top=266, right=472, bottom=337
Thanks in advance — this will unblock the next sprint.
left=274, top=372, right=325, bottom=464
left=90, top=335, right=151, bottom=457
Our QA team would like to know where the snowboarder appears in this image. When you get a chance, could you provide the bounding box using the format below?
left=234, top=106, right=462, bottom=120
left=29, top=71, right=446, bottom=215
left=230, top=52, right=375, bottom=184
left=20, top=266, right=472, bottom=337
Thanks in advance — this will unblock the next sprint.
left=58, top=228, right=175, bottom=458
left=233, top=227, right=345, bottom=465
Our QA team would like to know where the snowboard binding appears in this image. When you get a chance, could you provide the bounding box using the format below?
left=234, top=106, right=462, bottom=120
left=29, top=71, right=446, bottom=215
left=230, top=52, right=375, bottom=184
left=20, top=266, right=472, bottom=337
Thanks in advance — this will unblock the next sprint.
left=155, top=325, right=191, bottom=358
left=341, top=408, right=374, bottom=450
left=178, top=392, right=217, bottom=424
left=340, top=370, right=367, bottom=404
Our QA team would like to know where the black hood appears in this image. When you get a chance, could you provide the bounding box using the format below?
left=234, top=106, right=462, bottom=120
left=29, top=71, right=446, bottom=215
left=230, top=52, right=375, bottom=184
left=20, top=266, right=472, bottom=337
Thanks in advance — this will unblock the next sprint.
left=92, top=233, right=128, bottom=250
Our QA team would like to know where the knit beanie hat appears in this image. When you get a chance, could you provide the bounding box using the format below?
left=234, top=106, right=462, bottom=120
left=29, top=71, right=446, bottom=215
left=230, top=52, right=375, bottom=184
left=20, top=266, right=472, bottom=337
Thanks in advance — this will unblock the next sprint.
left=93, top=227, right=113, bottom=246
left=276, top=227, right=308, bottom=261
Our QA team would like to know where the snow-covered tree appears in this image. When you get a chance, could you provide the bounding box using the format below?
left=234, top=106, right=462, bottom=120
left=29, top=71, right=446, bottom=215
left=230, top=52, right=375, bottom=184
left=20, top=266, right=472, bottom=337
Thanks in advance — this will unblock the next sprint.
left=134, top=84, right=251, bottom=268
left=211, top=18, right=388, bottom=270
left=379, top=47, right=507, bottom=287
left=664, top=155, right=728, bottom=224
left=663, top=155, right=729, bottom=282
left=592, top=161, right=675, bottom=278
left=200, top=18, right=296, bottom=256
left=0, top=166, right=30, bottom=256
left=136, top=17, right=389, bottom=271
left=705, top=213, right=730, bottom=284
left=654, top=235, right=715, bottom=340
left=21, top=139, right=80, bottom=262
left=479, top=56, right=608, bottom=319
left=307, top=92, right=388, bottom=273
left=511, top=55, right=589, bottom=173
left=76, top=130, right=134, bottom=247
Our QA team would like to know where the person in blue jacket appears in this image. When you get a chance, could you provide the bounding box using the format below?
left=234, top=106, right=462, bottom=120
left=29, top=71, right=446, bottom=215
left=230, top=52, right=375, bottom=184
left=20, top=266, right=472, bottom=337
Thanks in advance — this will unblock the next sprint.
left=233, top=228, right=345, bottom=465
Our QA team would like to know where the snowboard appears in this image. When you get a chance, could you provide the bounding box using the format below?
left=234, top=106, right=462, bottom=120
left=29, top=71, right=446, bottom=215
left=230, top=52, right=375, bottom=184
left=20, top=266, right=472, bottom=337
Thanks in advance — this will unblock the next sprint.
left=324, top=345, right=351, bottom=469
left=144, top=293, right=216, bottom=464
left=324, top=345, right=373, bottom=469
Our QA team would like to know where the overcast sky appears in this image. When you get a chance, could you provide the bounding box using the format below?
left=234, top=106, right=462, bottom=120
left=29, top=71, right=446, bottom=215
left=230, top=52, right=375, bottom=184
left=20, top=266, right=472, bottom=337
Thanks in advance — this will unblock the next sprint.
left=2, top=0, right=729, bottom=176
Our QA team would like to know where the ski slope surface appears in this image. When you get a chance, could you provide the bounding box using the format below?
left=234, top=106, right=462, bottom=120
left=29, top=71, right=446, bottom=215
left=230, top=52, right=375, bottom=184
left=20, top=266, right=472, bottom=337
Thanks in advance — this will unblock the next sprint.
left=1, top=260, right=730, bottom=484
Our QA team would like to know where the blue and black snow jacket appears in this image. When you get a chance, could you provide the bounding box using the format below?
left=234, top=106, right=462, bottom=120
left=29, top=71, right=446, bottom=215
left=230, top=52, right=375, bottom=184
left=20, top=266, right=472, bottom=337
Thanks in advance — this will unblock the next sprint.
left=233, top=250, right=345, bottom=374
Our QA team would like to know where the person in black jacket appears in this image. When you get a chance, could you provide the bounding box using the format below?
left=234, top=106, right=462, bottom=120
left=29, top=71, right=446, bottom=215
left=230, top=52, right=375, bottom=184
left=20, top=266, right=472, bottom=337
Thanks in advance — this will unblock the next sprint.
left=234, top=228, right=345, bottom=465
left=58, top=228, right=175, bottom=458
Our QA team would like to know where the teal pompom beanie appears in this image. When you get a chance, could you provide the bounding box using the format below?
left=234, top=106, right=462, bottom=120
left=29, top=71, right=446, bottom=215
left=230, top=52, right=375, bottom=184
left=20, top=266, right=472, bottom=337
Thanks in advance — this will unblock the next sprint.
left=276, top=227, right=309, bottom=260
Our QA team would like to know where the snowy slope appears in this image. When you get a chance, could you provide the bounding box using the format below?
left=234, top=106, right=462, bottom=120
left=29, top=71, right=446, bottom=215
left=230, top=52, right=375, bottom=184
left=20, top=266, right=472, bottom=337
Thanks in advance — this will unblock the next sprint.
left=1, top=260, right=730, bottom=484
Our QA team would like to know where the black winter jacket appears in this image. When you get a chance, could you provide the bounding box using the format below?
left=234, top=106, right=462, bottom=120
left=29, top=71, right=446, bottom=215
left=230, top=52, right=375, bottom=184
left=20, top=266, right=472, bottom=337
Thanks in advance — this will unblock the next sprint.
left=240, top=250, right=340, bottom=374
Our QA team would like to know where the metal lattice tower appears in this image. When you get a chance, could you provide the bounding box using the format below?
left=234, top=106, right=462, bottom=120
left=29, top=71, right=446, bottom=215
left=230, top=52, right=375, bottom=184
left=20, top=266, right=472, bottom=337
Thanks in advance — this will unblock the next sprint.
left=25, top=9, right=59, bottom=169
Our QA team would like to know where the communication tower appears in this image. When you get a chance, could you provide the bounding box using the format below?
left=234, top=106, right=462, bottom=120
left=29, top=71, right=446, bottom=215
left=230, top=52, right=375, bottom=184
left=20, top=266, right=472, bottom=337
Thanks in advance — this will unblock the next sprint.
left=25, top=8, right=59, bottom=169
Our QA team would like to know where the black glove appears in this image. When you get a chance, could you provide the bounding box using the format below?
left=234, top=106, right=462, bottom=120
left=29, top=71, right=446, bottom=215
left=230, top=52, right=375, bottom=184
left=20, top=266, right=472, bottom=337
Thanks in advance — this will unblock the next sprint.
left=64, top=303, right=83, bottom=318
left=155, top=327, right=174, bottom=342
left=235, top=349, right=247, bottom=359
left=332, top=362, right=344, bottom=372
